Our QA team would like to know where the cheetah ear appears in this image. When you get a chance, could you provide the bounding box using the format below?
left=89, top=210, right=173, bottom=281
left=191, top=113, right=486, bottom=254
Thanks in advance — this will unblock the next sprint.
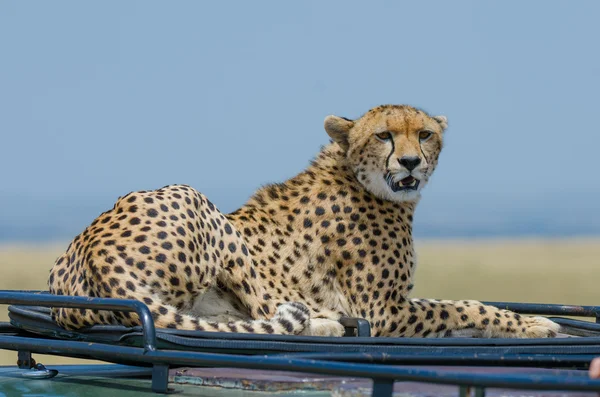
left=324, top=115, right=354, bottom=152
left=433, top=115, right=448, bottom=130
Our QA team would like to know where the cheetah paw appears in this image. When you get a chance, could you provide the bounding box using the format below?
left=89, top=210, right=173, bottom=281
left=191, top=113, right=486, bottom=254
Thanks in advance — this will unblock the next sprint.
left=483, top=315, right=560, bottom=338
left=520, top=316, right=561, bottom=338
left=302, top=318, right=345, bottom=337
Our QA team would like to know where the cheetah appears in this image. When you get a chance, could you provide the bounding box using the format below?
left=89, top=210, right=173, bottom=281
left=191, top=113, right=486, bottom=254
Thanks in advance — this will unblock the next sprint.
left=48, top=104, right=560, bottom=338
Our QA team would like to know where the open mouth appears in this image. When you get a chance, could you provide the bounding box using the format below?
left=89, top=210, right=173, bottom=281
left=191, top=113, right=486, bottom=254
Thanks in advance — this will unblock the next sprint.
left=385, top=173, right=420, bottom=192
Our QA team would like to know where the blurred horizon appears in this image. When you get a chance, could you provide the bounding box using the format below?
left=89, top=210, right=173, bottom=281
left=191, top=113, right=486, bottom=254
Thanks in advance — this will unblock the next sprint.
left=1, top=1, right=599, bottom=242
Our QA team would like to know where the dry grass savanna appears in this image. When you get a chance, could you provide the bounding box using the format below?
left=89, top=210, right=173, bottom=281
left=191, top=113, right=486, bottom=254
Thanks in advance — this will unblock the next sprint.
left=0, top=238, right=598, bottom=365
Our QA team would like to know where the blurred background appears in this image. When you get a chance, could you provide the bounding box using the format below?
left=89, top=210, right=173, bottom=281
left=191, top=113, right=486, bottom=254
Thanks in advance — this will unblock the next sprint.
left=0, top=1, right=598, bottom=364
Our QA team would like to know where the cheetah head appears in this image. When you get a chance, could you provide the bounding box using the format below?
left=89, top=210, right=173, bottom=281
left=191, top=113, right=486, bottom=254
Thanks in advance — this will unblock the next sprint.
left=324, top=105, right=447, bottom=203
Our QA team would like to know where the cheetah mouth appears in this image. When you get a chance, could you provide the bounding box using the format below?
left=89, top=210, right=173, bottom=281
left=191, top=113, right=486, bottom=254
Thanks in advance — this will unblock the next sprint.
left=385, top=173, right=420, bottom=192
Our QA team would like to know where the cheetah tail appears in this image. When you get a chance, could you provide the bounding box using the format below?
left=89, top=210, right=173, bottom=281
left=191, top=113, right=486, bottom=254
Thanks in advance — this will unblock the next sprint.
left=140, top=298, right=310, bottom=335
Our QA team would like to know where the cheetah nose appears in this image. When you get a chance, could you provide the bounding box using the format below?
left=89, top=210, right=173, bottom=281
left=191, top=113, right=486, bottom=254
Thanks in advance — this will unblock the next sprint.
left=398, top=156, right=421, bottom=171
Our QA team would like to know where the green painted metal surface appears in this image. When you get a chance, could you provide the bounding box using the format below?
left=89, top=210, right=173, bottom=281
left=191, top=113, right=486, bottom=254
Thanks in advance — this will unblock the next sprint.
left=0, top=365, right=334, bottom=396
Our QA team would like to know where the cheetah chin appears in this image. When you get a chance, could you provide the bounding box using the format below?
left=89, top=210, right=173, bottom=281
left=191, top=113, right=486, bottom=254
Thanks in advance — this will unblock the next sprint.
left=385, top=172, right=420, bottom=192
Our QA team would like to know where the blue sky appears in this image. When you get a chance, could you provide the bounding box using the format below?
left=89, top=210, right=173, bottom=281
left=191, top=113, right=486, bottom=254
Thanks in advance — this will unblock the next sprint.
left=1, top=1, right=599, bottom=241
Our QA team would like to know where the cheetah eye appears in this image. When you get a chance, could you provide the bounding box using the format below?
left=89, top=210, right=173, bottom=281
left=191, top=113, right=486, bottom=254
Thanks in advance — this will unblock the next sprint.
left=419, top=131, right=433, bottom=141
left=375, top=131, right=392, bottom=141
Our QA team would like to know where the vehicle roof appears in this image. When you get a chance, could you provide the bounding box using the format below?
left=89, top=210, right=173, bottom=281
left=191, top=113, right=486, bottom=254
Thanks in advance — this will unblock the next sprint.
left=1, top=364, right=597, bottom=397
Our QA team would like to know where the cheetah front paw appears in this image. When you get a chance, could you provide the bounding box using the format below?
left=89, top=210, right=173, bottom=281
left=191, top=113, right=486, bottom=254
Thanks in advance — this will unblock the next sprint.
left=487, top=316, right=560, bottom=338
left=482, top=314, right=560, bottom=338
left=519, top=316, right=561, bottom=338
left=302, top=318, right=345, bottom=337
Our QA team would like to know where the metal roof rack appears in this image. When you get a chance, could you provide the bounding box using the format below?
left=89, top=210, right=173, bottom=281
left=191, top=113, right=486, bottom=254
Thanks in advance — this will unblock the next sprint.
left=1, top=290, right=599, bottom=396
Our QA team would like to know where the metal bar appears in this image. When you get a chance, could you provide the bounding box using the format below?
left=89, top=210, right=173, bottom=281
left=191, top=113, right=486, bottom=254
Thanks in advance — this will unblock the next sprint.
left=279, top=352, right=596, bottom=368
left=371, top=379, right=394, bottom=397
left=483, top=301, right=600, bottom=318
left=0, top=336, right=599, bottom=392
left=339, top=317, right=371, bottom=337
left=0, top=291, right=157, bottom=352
left=17, top=350, right=32, bottom=369
left=551, top=317, right=600, bottom=332
left=151, top=364, right=170, bottom=393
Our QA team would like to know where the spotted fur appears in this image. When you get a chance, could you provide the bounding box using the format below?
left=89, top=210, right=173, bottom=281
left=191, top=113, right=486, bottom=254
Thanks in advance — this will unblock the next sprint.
left=48, top=104, right=559, bottom=338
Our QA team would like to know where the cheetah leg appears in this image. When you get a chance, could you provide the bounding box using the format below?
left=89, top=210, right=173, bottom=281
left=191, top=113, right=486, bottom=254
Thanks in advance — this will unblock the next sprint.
left=377, top=299, right=560, bottom=338
left=183, top=195, right=281, bottom=321
left=216, top=258, right=279, bottom=321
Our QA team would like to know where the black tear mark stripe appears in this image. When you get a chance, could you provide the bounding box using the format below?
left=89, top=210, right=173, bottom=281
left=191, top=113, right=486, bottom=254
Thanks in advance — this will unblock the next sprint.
left=386, top=136, right=396, bottom=169
left=419, top=139, right=430, bottom=165
left=419, top=143, right=427, bottom=163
